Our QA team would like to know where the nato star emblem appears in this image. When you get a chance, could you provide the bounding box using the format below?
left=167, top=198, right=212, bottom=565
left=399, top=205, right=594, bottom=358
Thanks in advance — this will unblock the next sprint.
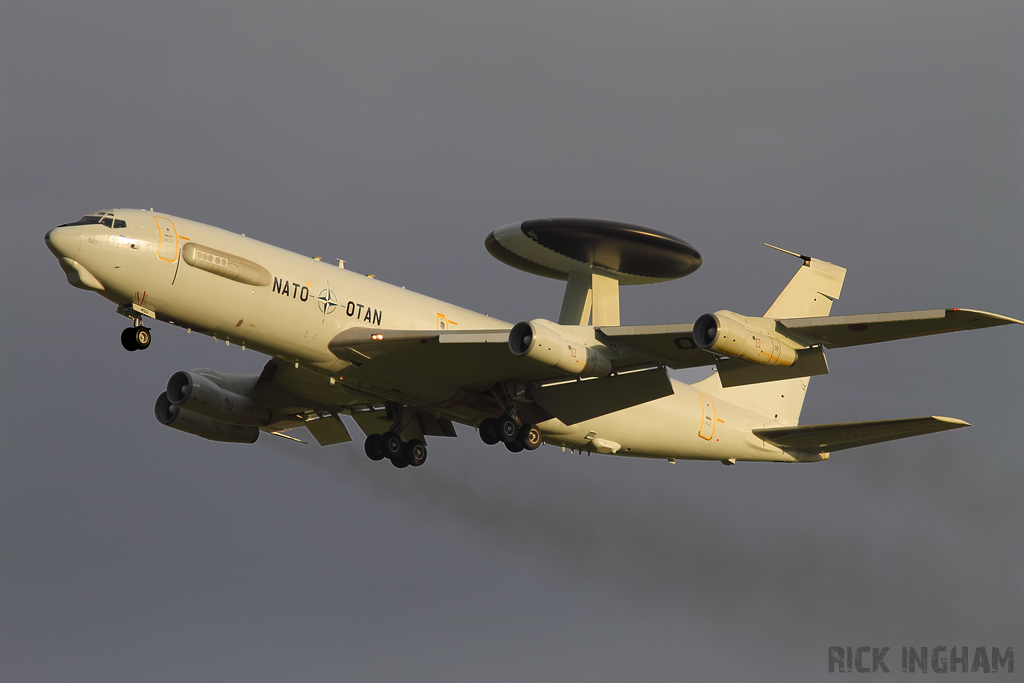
left=318, top=288, right=338, bottom=315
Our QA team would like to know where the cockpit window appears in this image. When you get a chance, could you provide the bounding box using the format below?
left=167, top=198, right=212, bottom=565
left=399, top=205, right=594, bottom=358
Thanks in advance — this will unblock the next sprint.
left=59, top=215, right=103, bottom=227
left=58, top=214, right=128, bottom=228
left=58, top=210, right=128, bottom=229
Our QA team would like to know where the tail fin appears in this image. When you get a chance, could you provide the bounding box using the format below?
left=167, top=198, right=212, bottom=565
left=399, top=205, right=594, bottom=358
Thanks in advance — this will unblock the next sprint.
left=692, top=250, right=847, bottom=424
left=762, top=245, right=846, bottom=318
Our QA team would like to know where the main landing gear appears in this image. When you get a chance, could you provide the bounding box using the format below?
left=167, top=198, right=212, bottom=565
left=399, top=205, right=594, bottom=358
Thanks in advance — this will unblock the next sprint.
left=363, top=433, right=428, bottom=469
left=120, top=325, right=152, bottom=351
left=479, top=415, right=542, bottom=453
left=363, top=403, right=430, bottom=469
left=362, top=403, right=429, bottom=470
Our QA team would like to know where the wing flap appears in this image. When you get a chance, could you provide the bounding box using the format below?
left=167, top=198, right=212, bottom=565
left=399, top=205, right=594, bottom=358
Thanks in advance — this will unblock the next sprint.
left=251, top=359, right=378, bottom=412
left=531, top=367, right=675, bottom=425
left=329, top=327, right=510, bottom=359
left=753, top=416, right=970, bottom=454
left=597, top=324, right=716, bottom=370
left=779, top=308, right=1022, bottom=349
left=304, top=414, right=353, bottom=446
left=715, top=345, right=829, bottom=387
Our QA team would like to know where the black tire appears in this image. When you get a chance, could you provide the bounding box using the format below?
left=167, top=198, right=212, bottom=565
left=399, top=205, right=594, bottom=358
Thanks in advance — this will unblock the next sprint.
left=120, top=327, right=138, bottom=351
left=384, top=433, right=404, bottom=457
left=390, top=453, right=410, bottom=469
left=479, top=418, right=500, bottom=445
left=134, top=326, right=152, bottom=350
left=504, top=440, right=524, bottom=453
left=519, top=424, right=542, bottom=451
left=364, top=434, right=386, bottom=461
left=405, top=439, right=428, bottom=467
left=497, top=416, right=519, bottom=443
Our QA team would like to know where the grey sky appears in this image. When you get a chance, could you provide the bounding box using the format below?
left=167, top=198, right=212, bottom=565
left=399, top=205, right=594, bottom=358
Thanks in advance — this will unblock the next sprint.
left=1, top=2, right=1021, bottom=681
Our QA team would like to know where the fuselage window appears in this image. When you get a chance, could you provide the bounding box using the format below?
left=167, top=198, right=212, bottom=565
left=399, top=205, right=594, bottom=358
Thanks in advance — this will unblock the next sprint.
left=99, top=217, right=114, bottom=228
left=113, top=219, right=127, bottom=229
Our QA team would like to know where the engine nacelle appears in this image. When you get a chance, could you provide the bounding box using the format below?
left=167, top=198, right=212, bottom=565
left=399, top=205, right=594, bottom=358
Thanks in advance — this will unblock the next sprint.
left=165, top=370, right=271, bottom=425
left=155, top=392, right=260, bottom=443
left=508, top=319, right=613, bottom=377
left=692, top=311, right=798, bottom=366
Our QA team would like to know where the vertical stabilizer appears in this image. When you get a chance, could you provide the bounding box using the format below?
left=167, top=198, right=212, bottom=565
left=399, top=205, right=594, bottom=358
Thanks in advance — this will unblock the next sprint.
left=693, top=251, right=847, bottom=425
left=764, top=251, right=846, bottom=318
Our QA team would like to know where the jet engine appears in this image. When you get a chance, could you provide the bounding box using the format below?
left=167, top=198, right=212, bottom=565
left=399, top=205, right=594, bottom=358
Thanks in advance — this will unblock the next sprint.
left=164, top=370, right=271, bottom=426
left=154, top=392, right=260, bottom=443
left=508, top=319, right=613, bottom=377
left=692, top=311, right=798, bottom=366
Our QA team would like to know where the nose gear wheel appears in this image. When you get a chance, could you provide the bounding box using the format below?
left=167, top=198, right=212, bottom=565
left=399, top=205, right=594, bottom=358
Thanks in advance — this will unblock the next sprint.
left=121, top=326, right=152, bottom=351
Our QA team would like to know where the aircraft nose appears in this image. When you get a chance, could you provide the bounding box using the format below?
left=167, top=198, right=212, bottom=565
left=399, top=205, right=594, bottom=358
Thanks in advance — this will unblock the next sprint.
left=45, top=225, right=82, bottom=260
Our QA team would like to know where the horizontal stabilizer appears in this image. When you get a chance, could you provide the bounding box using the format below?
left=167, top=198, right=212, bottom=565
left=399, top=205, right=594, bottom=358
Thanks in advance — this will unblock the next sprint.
left=753, top=416, right=969, bottom=454
left=778, top=308, right=1022, bottom=349
left=531, top=367, right=674, bottom=425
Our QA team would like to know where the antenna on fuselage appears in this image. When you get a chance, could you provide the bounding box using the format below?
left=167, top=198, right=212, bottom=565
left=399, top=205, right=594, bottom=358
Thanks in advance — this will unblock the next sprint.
left=764, top=243, right=811, bottom=266
left=484, top=218, right=702, bottom=326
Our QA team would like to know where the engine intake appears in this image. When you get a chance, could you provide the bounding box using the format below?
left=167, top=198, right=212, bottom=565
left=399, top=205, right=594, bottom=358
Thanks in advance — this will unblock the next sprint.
left=509, top=319, right=612, bottom=377
left=155, top=392, right=260, bottom=443
left=693, top=311, right=798, bottom=366
left=165, top=370, right=270, bottom=425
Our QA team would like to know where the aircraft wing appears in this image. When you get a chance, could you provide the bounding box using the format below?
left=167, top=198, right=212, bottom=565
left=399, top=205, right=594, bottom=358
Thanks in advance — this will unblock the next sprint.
left=328, top=327, right=565, bottom=391
left=777, top=308, right=1022, bottom=348
left=327, top=308, right=1020, bottom=399
left=752, top=416, right=969, bottom=454
left=329, top=325, right=716, bottom=393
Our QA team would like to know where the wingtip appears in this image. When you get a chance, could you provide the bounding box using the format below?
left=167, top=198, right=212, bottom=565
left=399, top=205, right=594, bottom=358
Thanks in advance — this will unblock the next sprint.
left=932, top=416, right=971, bottom=427
left=949, top=308, right=1024, bottom=325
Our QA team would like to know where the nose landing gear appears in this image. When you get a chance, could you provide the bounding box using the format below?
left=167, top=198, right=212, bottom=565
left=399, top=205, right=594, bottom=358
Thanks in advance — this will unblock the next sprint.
left=117, top=305, right=153, bottom=351
left=120, top=325, right=152, bottom=351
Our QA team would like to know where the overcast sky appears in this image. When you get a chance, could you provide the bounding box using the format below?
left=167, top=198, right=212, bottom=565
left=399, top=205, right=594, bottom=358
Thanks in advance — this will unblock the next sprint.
left=1, top=2, right=1021, bottom=681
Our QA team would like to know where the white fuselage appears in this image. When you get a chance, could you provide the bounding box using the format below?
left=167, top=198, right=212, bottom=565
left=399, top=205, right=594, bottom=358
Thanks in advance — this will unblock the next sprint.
left=47, top=209, right=810, bottom=463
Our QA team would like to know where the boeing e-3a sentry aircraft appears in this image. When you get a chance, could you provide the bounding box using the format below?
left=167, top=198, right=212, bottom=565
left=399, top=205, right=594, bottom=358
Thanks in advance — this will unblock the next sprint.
left=45, top=210, right=1021, bottom=468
